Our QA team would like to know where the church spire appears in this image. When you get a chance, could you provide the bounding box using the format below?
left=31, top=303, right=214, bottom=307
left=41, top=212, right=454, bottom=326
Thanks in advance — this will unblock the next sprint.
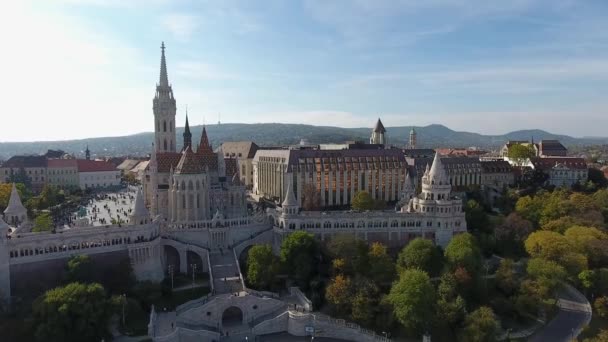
left=85, top=145, right=90, bottom=160
left=197, top=125, right=213, bottom=154
left=159, top=42, right=169, bottom=87
left=182, top=109, right=192, bottom=152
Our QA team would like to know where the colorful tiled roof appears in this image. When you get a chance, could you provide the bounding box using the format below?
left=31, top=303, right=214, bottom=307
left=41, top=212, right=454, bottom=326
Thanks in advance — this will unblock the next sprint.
left=47, top=159, right=77, bottom=168
left=175, top=146, right=203, bottom=174
left=531, top=157, right=587, bottom=170
left=76, top=160, right=117, bottom=172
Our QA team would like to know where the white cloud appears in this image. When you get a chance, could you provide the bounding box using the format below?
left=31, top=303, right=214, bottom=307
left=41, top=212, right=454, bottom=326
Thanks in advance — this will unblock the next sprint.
left=0, top=2, right=152, bottom=142
left=161, top=13, right=200, bottom=42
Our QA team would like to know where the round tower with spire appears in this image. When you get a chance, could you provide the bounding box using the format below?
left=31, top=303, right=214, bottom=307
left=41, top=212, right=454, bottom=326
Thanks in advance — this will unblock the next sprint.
left=409, top=127, right=417, bottom=149
left=153, top=42, right=177, bottom=153
left=370, top=118, right=388, bottom=145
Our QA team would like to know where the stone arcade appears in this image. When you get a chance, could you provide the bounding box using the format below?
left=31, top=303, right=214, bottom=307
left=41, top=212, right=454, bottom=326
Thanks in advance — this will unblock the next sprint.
left=0, top=43, right=468, bottom=342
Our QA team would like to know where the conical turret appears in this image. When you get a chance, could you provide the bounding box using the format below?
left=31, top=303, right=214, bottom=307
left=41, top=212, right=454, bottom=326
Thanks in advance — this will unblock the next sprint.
left=4, top=184, right=27, bottom=226
left=197, top=125, right=213, bottom=154
left=130, top=188, right=150, bottom=225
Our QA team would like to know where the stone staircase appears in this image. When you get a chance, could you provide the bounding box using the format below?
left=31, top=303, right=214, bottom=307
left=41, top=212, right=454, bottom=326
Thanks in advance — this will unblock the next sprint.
left=209, top=251, right=243, bottom=294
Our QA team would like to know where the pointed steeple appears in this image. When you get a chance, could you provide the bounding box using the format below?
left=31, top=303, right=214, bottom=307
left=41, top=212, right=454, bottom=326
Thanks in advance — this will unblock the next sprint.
left=130, top=188, right=150, bottom=225
left=85, top=145, right=91, bottom=160
left=429, top=152, right=447, bottom=182
left=282, top=181, right=297, bottom=207
left=197, top=125, right=213, bottom=154
left=159, top=42, right=169, bottom=87
left=4, top=184, right=27, bottom=226
left=182, top=111, right=192, bottom=152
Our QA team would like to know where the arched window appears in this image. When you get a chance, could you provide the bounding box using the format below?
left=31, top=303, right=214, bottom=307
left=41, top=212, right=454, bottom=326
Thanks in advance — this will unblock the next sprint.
left=163, top=121, right=167, bottom=132
left=164, top=139, right=167, bottom=151
left=170, top=121, right=172, bottom=132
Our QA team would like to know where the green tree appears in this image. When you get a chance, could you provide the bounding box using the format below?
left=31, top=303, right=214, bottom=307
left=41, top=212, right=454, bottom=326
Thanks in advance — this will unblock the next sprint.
left=388, top=269, right=435, bottom=334
left=515, top=195, right=543, bottom=227
left=526, top=258, right=567, bottom=291
left=367, top=242, right=396, bottom=286
left=350, top=279, right=380, bottom=327
left=495, top=259, right=518, bottom=296
left=397, top=237, right=443, bottom=276
left=583, top=329, right=608, bottom=342
left=280, top=231, right=319, bottom=287
left=247, top=244, right=279, bottom=290
left=326, top=234, right=368, bottom=276
left=351, top=191, right=375, bottom=211
left=465, top=199, right=490, bottom=233
left=459, top=306, right=499, bottom=342
left=494, top=213, right=533, bottom=257
left=32, top=212, right=53, bottom=232
left=436, top=272, right=466, bottom=330
left=524, top=230, right=571, bottom=261
left=32, top=282, right=114, bottom=342
left=594, top=296, right=608, bottom=318
left=445, top=233, right=481, bottom=275
left=508, top=144, right=536, bottom=166
left=66, top=255, right=95, bottom=284
left=325, top=274, right=353, bottom=316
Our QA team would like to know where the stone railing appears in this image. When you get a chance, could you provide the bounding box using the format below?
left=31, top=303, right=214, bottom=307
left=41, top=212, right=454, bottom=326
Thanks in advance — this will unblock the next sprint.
left=167, top=216, right=254, bottom=230
left=289, top=287, right=313, bottom=312
left=148, top=305, right=157, bottom=337
left=302, top=312, right=392, bottom=342
left=230, top=226, right=273, bottom=250
left=232, top=247, right=246, bottom=290
left=175, top=293, right=214, bottom=315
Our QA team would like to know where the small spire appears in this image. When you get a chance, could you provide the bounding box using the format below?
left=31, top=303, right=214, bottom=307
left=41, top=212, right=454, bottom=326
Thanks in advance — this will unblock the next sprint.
left=182, top=108, right=192, bottom=151
left=159, top=41, right=169, bottom=87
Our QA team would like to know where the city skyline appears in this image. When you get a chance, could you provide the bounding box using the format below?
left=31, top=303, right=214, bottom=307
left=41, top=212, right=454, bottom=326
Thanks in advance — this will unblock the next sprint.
left=2, top=0, right=608, bottom=142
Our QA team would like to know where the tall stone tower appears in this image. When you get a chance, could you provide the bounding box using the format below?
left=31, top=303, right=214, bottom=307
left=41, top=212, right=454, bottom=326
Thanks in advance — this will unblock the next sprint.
left=370, top=118, right=387, bottom=145
left=409, top=127, right=417, bottom=149
left=153, top=42, right=177, bottom=153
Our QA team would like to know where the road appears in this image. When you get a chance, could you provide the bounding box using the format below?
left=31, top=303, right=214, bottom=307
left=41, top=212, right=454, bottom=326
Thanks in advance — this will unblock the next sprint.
left=530, top=283, right=592, bottom=342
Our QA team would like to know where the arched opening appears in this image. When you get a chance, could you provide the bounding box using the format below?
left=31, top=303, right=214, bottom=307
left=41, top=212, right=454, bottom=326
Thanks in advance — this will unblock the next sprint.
left=186, top=251, right=204, bottom=277
left=164, top=245, right=180, bottom=274
left=222, top=306, right=243, bottom=328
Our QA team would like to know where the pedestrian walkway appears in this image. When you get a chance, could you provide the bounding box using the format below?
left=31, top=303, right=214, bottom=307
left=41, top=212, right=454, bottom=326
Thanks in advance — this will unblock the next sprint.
left=210, top=251, right=243, bottom=294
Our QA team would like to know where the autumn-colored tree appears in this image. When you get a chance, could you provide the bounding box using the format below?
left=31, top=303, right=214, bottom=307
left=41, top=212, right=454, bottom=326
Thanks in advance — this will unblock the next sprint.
left=351, top=191, right=375, bottom=211
left=495, top=259, right=518, bottom=295
left=366, top=242, right=396, bottom=287
left=459, top=306, right=499, bottom=342
left=524, top=230, right=571, bottom=261
left=301, top=183, right=321, bottom=211
left=325, top=274, right=353, bottom=316
left=594, top=296, right=608, bottom=318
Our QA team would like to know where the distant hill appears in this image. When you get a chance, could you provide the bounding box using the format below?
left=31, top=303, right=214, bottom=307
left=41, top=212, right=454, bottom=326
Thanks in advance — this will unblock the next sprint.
left=0, top=123, right=606, bottom=160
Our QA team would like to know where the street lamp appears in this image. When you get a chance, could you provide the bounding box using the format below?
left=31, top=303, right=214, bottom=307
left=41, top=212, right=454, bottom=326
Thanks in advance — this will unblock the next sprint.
left=168, top=264, right=174, bottom=290
left=190, top=263, right=197, bottom=287
left=121, top=293, right=127, bottom=327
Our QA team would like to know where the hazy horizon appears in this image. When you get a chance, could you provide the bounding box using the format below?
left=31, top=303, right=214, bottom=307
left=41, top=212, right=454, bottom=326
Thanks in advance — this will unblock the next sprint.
left=3, top=1, right=608, bottom=142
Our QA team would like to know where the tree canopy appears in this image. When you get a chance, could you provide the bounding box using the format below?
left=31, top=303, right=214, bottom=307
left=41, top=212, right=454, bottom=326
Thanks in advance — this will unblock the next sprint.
left=280, top=231, right=319, bottom=286
left=388, top=269, right=435, bottom=334
left=397, top=237, right=443, bottom=276
left=507, top=144, right=536, bottom=166
left=444, top=233, right=481, bottom=274
left=32, top=282, right=115, bottom=342
left=459, top=306, right=499, bottom=342
left=33, top=213, right=53, bottom=232
left=247, top=244, right=279, bottom=290
left=351, top=191, right=376, bottom=211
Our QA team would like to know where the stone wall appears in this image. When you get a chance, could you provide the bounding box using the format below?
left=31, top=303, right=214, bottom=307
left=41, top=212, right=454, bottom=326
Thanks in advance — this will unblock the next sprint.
left=9, top=249, right=129, bottom=299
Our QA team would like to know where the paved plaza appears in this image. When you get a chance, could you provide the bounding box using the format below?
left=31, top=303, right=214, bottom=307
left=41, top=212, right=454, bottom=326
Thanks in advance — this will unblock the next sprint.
left=78, top=186, right=138, bottom=226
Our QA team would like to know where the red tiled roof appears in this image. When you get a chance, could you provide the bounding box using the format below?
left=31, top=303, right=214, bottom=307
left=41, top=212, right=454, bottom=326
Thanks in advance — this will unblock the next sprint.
left=175, top=147, right=204, bottom=174
left=531, top=157, right=587, bottom=170
left=156, top=152, right=182, bottom=173
left=76, top=160, right=117, bottom=172
left=47, top=159, right=77, bottom=168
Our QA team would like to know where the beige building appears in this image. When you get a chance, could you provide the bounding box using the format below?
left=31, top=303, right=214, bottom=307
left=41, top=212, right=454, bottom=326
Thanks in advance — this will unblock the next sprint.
left=47, top=159, right=79, bottom=189
left=531, top=157, right=587, bottom=187
left=220, top=141, right=259, bottom=189
left=253, top=148, right=408, bottom=207
left=0, top=155, right=48, bottom=193
left=481, top=160, right=514, bottom=188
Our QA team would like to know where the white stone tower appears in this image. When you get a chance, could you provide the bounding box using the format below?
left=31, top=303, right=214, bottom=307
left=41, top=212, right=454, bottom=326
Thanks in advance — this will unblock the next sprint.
left=153, top=42, right=177, bottom=153
left=409, top=127, right=417, bottom=149
left=130, top=188, right=151, bottom=225
left=4, top=184, right=27, bottom=226
left=370, top=118, right=387, bottom=145
left=0, top=216, right=10, bottom=303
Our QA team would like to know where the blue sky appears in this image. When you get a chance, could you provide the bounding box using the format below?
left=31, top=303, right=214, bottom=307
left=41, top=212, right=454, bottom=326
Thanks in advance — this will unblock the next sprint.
left=2, top=0, right=608, bottom=141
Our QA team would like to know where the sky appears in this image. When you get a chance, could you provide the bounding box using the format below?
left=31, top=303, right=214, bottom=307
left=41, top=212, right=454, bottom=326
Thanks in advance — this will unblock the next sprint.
left=2, top=0, right=608, bottom=142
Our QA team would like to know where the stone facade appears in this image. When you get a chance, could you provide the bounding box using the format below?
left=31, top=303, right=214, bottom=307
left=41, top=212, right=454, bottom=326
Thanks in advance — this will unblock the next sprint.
left=253, top=148, right=407, bottom=207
